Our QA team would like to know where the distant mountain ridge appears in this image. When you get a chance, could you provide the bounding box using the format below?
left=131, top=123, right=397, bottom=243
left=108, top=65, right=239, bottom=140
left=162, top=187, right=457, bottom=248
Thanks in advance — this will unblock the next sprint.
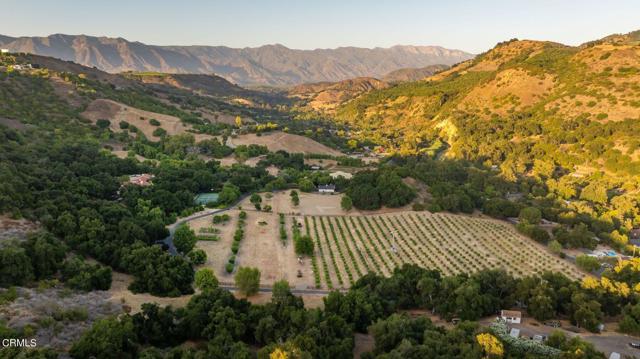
left=382, top=64, right=449, bottom=83
left=0, top=34, right=474, bottom=86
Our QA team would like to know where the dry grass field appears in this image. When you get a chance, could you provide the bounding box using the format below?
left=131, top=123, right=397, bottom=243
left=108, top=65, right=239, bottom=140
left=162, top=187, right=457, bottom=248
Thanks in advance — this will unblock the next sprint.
left=81, top=99, right=213, bottom=142
left=227, top=131, right=344, bottom=156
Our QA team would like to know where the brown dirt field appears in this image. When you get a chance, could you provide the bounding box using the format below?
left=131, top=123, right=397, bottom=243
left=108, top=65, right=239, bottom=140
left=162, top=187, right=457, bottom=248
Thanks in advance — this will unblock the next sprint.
left=189, top=210, right=240, bottom=280
left=81, top=99, right=213, bottom=142
left=247, top=191, right=410, bottom=217
left=108, top=271, right=191, bottom=313
left=189, top=208, right=314, bottom=288
left=227, top=131, right=343, bottom=156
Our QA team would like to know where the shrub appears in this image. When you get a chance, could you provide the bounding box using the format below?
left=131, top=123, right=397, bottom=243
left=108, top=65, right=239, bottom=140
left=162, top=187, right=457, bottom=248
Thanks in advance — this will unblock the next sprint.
left=96, top=119, right=111, bottom=129
left=149, top=118, right=161, bottom=126
left=225, top=263, right=234, bottom=273
left=187, top=249, right=207, bottom=265
left=576, top=254, right=601, bottom=272
left=234, top=266, right=260, bottom=296
left=194, top=268, right=218, bottom=291
left=152, top=127, right=167, bottom=137
left=341, top=195, right=353, bottom=211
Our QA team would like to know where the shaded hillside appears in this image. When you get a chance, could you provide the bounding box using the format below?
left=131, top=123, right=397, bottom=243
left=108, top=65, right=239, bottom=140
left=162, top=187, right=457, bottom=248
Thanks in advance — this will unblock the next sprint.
left=125, top=72, right=247, bottom=97
left=1, top=34, right=474, bottom=85
left=382, top=64, right=449, bottom=83
left=335, top=31, right=640, bottom=180
left=121, top=72, right=288, bottom=106
left=289, top=77, right=389, bottom=112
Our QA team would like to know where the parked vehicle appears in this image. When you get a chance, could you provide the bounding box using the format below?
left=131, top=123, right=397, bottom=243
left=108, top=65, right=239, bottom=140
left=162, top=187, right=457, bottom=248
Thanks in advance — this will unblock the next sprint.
left=544, top=320, right=561, bottom=328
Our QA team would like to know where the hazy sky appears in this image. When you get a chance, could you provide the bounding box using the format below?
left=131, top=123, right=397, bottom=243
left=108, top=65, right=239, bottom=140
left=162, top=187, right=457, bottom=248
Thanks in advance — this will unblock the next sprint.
left=3, top=0, right=639, bottom=53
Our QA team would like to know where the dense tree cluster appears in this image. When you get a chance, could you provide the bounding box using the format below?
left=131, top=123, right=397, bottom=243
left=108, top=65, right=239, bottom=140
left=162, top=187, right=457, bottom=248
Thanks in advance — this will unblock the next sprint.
left=53, top=265, right=619, bottom=358
left=346, top=170, right=415, bottom=210
left=0, top=231, right=111, bottom=291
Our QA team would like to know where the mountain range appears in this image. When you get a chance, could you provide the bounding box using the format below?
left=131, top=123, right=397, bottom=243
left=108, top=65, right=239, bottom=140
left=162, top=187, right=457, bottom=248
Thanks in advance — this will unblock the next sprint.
left=0, top=34, right=473, bottom=86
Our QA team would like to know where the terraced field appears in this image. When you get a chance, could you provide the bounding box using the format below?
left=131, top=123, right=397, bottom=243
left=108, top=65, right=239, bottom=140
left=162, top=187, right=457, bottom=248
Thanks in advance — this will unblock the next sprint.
left=302, top=212, right=584, bottom=289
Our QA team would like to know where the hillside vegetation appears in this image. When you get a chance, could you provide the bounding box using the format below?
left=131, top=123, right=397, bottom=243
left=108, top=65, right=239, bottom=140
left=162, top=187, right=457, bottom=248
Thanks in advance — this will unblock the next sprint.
left=337, top=32, right=640, bottom=177
left=337, top=32, right=640, bottom=172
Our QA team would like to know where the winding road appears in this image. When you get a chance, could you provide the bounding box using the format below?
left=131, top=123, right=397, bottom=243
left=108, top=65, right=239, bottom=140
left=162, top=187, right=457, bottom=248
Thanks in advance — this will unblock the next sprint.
left=161, top=194, right=251, bottom=255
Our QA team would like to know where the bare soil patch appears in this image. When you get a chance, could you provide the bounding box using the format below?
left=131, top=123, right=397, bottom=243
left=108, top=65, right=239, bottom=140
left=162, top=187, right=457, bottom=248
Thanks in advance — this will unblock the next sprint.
left=0, top=215, right=38, bottom=244
left=190, top=208, right=315, bottom=289
left=228, top=131, right=343, bottom=156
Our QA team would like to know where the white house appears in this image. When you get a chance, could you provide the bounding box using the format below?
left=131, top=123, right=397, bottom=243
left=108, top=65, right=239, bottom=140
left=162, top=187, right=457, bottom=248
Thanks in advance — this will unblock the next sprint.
left=1, top=49, right=9, bottom=54
left=318, top=184, right=336, bottom=194
left=500, top=310, right=522, bottom=324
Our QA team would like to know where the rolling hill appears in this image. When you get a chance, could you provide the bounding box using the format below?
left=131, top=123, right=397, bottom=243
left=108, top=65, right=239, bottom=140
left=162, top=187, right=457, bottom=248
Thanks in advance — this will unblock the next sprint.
left=381, top=64, right=449, bottom=83
left=289, top=77, right=390, bottom=112
left=0, top=34, right=473, bottom=86
left=334, top=31, right=640, bottom=179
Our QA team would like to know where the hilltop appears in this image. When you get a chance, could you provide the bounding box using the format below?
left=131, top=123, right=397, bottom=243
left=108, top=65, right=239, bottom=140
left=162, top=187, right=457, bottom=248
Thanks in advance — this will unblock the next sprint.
left=381, top=64, right=449, bottom=83
left=334, top=31, right=640, bottom=177
left=0, top=34, right=473, bottom=86
left=289, top=77, right=390, bottom=112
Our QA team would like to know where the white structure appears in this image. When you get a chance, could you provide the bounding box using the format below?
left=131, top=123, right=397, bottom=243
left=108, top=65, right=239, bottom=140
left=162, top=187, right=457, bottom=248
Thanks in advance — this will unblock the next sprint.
left=532, top=334, right=545, bottom=343
left=500, top=310, right=522, bottom=324
left=330, top=170, right=353, bottom=180
left=1, top=49, right=8, bottom=54
left=609, top=352, right=620, bottom=359
left=318, top=184, right=336, bottom=194
left=509, top=328, right=520, bottom=338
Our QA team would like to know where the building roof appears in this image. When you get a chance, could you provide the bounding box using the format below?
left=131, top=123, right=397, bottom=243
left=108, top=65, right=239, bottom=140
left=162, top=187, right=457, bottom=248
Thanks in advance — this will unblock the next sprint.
left=318, top=184, right=336, bottom=190
left=501, top=310, right=522, bottom=318
left=128, top=173, right=154, bottom=186
left=509, top=328, right=520, bottom=338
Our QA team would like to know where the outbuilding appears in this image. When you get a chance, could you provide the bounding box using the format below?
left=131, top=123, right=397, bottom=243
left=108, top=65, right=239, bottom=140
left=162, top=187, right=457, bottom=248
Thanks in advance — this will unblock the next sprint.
left=318, top=184, right=336, bottom=194
left=500, top=310, right=522, bottom=324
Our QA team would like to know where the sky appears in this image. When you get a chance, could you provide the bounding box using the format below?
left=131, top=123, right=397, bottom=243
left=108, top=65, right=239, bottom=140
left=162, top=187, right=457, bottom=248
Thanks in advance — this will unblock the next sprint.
left=3, top=0, right=639, bottom=53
